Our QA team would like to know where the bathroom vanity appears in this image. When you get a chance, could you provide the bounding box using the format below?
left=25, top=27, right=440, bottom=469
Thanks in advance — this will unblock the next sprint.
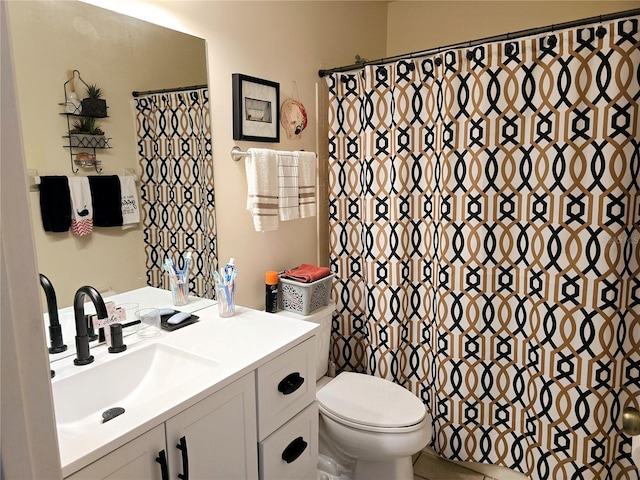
left=50, top=299, right=319, bottom=479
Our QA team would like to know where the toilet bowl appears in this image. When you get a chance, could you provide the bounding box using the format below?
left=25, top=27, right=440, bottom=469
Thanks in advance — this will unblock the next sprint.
left=317, top=371, right=431, bottom=480
left=277, top=303, right=431, bottom=480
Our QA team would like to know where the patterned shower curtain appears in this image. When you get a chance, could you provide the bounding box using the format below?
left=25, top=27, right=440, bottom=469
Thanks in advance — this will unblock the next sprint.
left=133, top=87, right=218, bottom=299
left=327, top=17, right=640, bottom=479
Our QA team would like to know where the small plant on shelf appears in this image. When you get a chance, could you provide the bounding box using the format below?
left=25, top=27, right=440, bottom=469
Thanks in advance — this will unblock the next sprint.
left=69, top=117, right=108, bottom=148
left=86, top=83, right=103, bottom=99
left=70, top=117, right=104, bottom=136
left=81, top=83, right=108, bottom=117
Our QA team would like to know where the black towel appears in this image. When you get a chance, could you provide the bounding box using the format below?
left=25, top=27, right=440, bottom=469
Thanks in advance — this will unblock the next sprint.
left=39, top=176, right=72, bottom=232
left=88, top=175, right=123, bottom=227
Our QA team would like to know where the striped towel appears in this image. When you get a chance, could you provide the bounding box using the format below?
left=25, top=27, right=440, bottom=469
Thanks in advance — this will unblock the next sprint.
left=246, top=148, right=279, bottom=232
left=297, top=151, right=316, bottom=218
left=277, top=151, right=299, bottom=221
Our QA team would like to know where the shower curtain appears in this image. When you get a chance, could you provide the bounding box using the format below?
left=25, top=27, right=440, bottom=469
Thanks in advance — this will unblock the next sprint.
left=327, top=17, right=639, bottom=479
left=133, top=87, right=218, bottom=299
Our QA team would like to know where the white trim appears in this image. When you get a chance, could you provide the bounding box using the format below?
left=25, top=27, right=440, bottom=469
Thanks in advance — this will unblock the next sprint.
left=1, top=2, right=61, bottom=476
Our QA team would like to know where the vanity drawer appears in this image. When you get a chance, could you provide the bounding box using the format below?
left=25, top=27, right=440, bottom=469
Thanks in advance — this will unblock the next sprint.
left=256, top=337, right=315, bottom=439
left=258, top=402, right=318, bottom=480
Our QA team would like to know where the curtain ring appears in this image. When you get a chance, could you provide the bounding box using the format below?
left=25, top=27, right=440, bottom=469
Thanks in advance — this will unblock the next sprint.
left=596, top=16, right=606, bottom=39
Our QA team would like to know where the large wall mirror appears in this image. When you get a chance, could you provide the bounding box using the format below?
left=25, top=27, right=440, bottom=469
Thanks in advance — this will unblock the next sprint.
left=7, top=1, right=212, bottom=361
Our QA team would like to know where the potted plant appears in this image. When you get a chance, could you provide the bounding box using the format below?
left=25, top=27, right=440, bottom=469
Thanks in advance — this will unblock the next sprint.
left=69, top=117, right=109, bottom=148
left=81, top=83, right=108, bottom=117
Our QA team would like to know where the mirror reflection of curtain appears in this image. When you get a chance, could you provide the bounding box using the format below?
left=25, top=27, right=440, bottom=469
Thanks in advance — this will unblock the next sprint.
left=133, top=88, right=217, bottom=299
left=327, top=17, right=640, bottom=479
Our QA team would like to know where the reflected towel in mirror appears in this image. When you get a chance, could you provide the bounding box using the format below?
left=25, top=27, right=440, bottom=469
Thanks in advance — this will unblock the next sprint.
left=119, top=175, right=139, bottom=229
left=68, top=177, right=93, bottom=236
left=39, top=176, right=72, bottom=232
left=88, top=175, right=123, bottom=227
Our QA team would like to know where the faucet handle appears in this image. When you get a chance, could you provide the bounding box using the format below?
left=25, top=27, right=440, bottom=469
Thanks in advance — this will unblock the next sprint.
left=74, top=334, right=94, bottom=365
left=108, top=323, right=127, bottom=354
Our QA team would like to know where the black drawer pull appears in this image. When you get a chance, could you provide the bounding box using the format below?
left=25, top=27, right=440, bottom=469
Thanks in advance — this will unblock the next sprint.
left=281, top=436, right=308, bottom=464
left=277, top=372, right=304, bottom=395
left=155, top=449, right=169, bottom=480
left=176, top=436, right=189, bottom=480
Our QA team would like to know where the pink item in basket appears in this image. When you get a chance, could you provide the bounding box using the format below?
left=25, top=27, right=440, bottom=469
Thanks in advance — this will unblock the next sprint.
left=281, top=264, right=332, bottom=283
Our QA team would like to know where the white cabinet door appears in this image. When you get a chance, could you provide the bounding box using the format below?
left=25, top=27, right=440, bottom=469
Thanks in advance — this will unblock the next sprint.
left=165, top=372, right=259, bottom=480
left=66, top=425, right=166, bottom=480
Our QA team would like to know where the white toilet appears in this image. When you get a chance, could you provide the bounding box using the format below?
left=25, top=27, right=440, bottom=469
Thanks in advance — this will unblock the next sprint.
left=278, top=303, right=431, bottom=480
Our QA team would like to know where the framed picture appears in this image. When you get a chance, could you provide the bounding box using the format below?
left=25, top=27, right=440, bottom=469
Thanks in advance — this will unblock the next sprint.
left=232, top=74, right=280, bottom=142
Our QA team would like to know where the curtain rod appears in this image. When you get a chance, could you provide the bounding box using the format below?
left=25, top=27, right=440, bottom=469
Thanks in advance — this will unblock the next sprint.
left=131, top=84, right=208, bottom=97
left=318, top=8, right=640, bottom=78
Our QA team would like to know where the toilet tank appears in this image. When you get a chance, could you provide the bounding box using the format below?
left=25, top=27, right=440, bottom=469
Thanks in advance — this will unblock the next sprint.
left=275, top=301, right=335, bottom=380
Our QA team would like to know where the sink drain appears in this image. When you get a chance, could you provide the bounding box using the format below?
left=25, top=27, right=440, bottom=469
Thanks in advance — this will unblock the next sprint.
left=102, top=407, right=125, bottom=423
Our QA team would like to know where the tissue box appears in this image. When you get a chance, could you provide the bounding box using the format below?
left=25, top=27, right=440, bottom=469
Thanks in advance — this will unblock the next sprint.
left=279, top=274, right=334, bottom=316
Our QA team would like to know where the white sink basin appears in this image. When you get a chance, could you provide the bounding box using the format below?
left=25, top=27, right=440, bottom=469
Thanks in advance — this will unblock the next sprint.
left=52, top=343, right=219, bottom=436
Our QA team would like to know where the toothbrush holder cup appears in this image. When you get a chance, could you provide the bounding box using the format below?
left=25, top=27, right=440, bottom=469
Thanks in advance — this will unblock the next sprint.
left=169, top=272, right=189, bottom=306
left=215, top=281, right=235, bottom=318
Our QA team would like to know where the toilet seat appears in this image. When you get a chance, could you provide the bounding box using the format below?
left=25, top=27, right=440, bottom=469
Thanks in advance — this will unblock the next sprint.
left=317, top=372, right=427, bottom=433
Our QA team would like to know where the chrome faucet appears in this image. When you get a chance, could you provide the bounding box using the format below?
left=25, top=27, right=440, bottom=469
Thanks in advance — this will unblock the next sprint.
left=39, top=273, right=67, bottom=354
left=73, top=286, right=108, bottom=366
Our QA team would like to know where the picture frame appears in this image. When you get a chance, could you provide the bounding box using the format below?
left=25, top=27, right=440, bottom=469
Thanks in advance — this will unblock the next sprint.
left=232, top=74, right=280, bottom=142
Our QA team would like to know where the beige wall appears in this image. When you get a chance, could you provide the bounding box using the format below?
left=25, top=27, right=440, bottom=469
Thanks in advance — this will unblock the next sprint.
left=7, top=0, right=207, bottom=307
left=387, top=1, right=640, bottom=56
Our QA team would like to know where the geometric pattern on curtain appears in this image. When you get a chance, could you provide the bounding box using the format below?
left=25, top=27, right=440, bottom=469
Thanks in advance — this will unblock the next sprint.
left=327, top=17, right=640, bottom=479
left=133, top=87, right=218, bottom=299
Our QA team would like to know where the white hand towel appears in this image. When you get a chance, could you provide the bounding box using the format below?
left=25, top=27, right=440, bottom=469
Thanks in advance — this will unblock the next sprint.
left=277, top=151, right=299, bottom=221
left=119, top=175, right=140, bottom=229
left=297, top=151, right=316, bottom=218
left=246, top=148, right=279, bottom=232
left=68, top=176, right=93, bottom=236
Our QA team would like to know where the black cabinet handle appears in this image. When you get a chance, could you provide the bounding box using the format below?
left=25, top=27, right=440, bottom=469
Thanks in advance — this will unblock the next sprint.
left=176, top=436, right=189, bottom=480
left=277, top=372, right=304, bottom=395
left=281, top=436, right=308, bottom=464
left=155, top=449, right=169, bottom=480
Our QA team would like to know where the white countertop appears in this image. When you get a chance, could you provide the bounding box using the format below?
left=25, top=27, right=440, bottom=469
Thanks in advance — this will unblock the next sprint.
left=50, top=298, right=319, bottom=477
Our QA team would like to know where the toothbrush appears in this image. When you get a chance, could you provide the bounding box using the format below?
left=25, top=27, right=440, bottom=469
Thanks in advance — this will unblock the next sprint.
left=223, top=258, right=235, bottom=283
left=164, top=257, right=186, bottom=303
left=165, top=257, right=178, bottom=276
left=214, top=259, right=236, bottom=308
left=182, top=252, right=192, bottom=276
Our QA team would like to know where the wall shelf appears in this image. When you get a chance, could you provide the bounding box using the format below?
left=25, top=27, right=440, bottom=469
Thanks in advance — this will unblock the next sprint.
left=61, top=70, right=110, bottom=173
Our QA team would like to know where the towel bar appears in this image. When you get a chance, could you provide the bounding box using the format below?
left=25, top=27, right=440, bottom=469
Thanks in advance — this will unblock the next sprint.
left=231, top=146, right=250, bottom=162
left=232, top=146, right=316, bottom=162
left=27, top=170, right=139, bottom=191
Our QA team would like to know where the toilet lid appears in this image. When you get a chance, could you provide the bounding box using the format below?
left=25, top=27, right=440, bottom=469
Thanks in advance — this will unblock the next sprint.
left=316, top=372, right=426, bottom=428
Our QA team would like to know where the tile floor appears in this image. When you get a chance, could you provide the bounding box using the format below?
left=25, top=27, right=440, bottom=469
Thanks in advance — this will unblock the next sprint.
left=412, top=448, right=496, bottom=480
